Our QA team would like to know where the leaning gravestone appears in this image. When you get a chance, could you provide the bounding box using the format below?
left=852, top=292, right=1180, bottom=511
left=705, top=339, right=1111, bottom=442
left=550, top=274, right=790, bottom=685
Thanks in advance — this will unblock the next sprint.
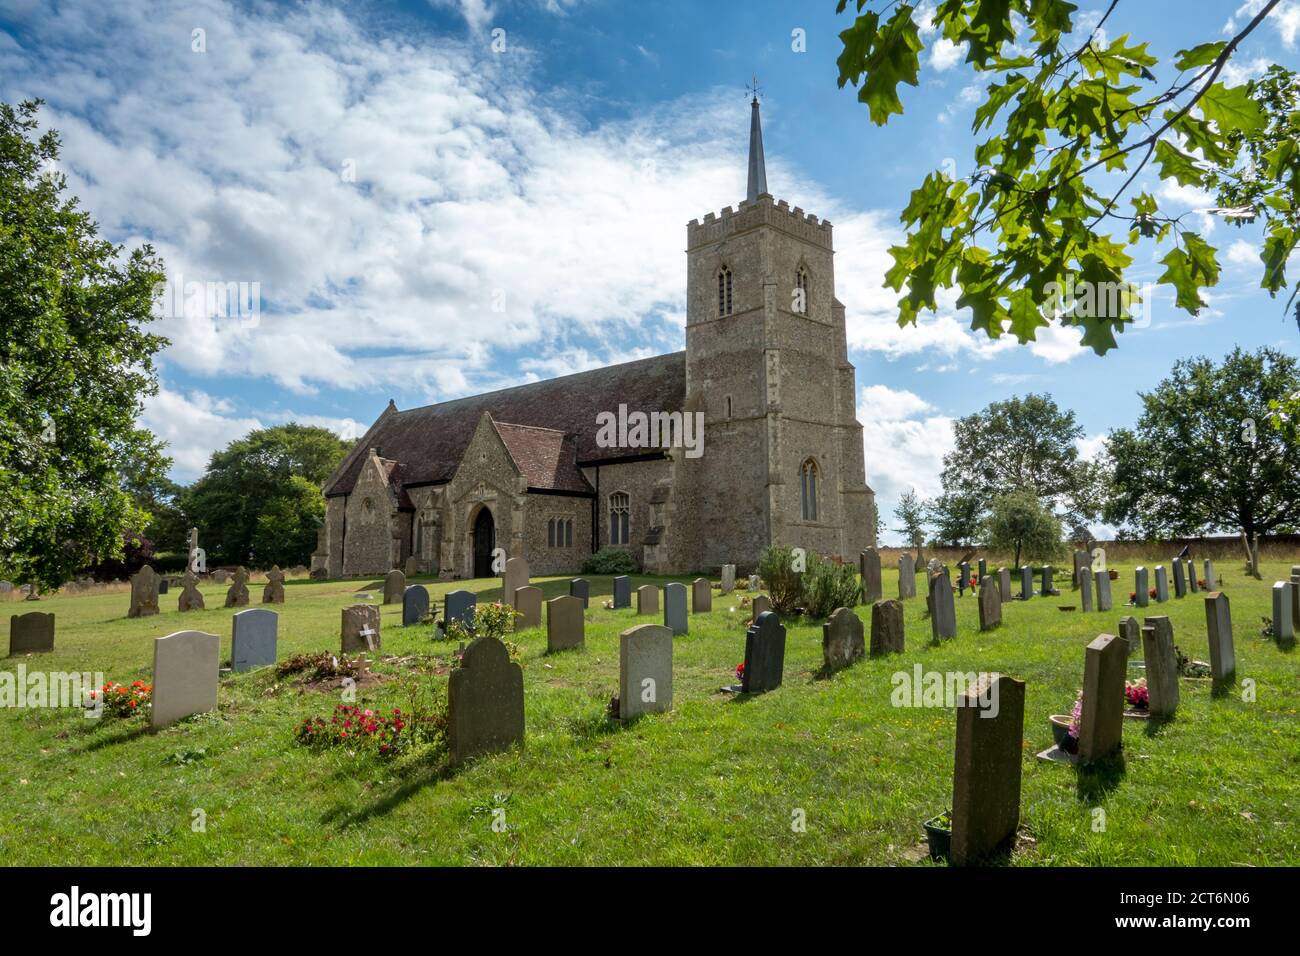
left=1272, top=581, right=1295, bottom=645
left=742, top=611, right=786, bottom=694
left=262, top=565, right=286, bottom=604
left=898, top=554, right=916, bottom=599
left=950, top=674, right=1025, bottom=867
left=860, top=548, right=882, bottom=604
left=448, top=637, right=524, bottom=765
left=750, top=594, right=771, bottom=622
left=383, top=569, right=406, bottom=605
left=1202, top=559, right=1216, bottom=591
left=224, top=568, right=250, bottom=608
left=1019, top=566, right=1033, bottom=601
left=929, top=572, right=956, bottom=642
left=444, top=590, right=476, bottom=629
left=8, top=612, right=54, bottom=655
left=502, top=556, right=529, bottom=606
left=127, top=566, right=160, bottom=619
left=1172, top=559, right=1186, bottom=598
left=1204, top=592, right=1234, bottom=684
left=720, top=564, right=736, bottom=594
left=231, top=608, right=277, bottom=673
left=619, top=623, right=672, bottom=720
left=870, top=599, right=904, bottom=656
left=1078, top=634, right=1126, bottom=763
left=1095, top=570, right=1112, bottom=612
left=957, top=561, right=970, bottom=597
left=1118, top=616, right=1140, bottom=658
left=1039, top=565, right=1054, bottom=597
left=178, top=569, right=204, bottom=612
left=151, top=630, right=220, bottom=729
left=821, top=606, right=864, bottom=673
left=569, top=578, right=590, bottom=609
left=978, top=557, right=988, bottom=583
left=978, top=576, right=1001, bottom=630
left=612, top=575, right=632, bottom=609
left=1154, top=565, right=1169, bottom=602
left=341, top=605, right=381, bottom=653
left=998, top=567, right=1012, bottom=604
left=636, top=585, right=659, bottom=616
left=1071, top=550, right=1089, bottom=591
left=513, top=585, right=543, bottom=630
left=546, top=595, right=584, bottom=653
left=692, top=578, right=711, bottom=613
left=403, top=585, right=430, bottom=626
left=1078, top=567, right=1093, bottom=612
left=663, top=582, right=688, bottom=636
left=1186, top=559, right=1198, bottom=593
left=1142, top=616, right=1180, bottom=717
left=1134, top=567, right=1149, bottom=608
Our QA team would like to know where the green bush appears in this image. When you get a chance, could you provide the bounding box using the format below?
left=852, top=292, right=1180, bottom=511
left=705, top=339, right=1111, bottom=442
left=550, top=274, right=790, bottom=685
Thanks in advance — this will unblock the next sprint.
left=802, top=554, right=861, bottom=618
left=580, top=547, right=639, bottom=575
left=758, top=545, right=804, bottom=614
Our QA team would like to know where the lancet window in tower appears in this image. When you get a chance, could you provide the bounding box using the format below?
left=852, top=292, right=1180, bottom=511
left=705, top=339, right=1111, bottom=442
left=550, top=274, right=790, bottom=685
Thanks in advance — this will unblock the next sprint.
left=795, top=265, right=810, bottom=314
left=718, top=265, right=734, bottom=317
left=800, top=459, right=820, bottom=522
left=609, top=492, right=631, bottom=545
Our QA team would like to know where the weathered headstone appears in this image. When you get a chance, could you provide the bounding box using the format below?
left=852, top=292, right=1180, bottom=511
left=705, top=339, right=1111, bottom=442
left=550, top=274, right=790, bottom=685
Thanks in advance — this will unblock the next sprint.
left=158, top=579, right=169, bottom=595
left=1134, top=567, right=1149, bottom=608
left=341, top=604, right=381, bottom=653
left=383, top=569, right=406, bottom=605
left=1019, top=566, right=1033, bottom=601
left=1094, top=569, right=1112, bottom=612
left=1202, top=559, right=1216, bottom=591
left=444, top=590, right=476, bottom=629
left=404, top=554, right=421, bottom=578
left=957, top=561, right=970, bottom=596
left=898, top=554, right=916, bottom=598
left=859, top=548, right=882, bottom=604
left=821, top=606, right=864, bottom=673
left=750, top=593, right=771, bottom=622
left=151, top=630, right=220, bottom=729
left=1117, top=616, right=1140, bottom=658
left=447, top=637, right=524, bottom=765
left=262, top=565, right=285, bottom=604
left=870, top=599, right=904, bottom=656
left=998, top=567, right=1012, bottom=604
left=692, top=578, right=711, bottom=613
left=224, top=568, right=250, bottom=609
left=618, top=623, right=672, bottom=720
left=211, top=569, right=232, bottom=585
left=613, top=575, right=632, bottom=609
left=177, top=569, right=204, bottom=612
left=546, top=595, right=584, bottom=652
left=636, top=585, right=659, bottom=616
left=1186, top=559, right=1199, bottom=594
left=977, top=557, right=988, bottom=583
left=1272, top=581, right=1295, bottom=645
left=513, top=585, right=543, bottom=630
left=742, top=611, right=786, bottom=694
left=1077, top=634, right=1126, bottom=763
left=1142, top=616, right=1179, bottom=718
left=1039, top=565, right=1054, bottom=597
left=7, top=612, right=54, bottom=655
left=929, top=571, right=956, bottom=642
left=403, top=584, right=430, bottom=626
left=978, top=575, right=1001, bottom=630
left=748, top=573, right=760, bottom=591
left=1078, top=567, right=1093, bottom=612
left=1071, top=550, right=1089, bottom=591
left=1204, top=592, right=1234, bottom=684
left=231, top=608, right=277, bottom=672
left=1154, top=565, right=1169, bottom=602
left=501, top=556, right=529, bottom=606
left=127, top=566, right=160, bottom=619
left=950, top=674, right=1025, bottom=866
left=720, top=564, right=736, bottom=594
left=1091, top=546, right=1107, bottom=572
left=1171, top=558, right=1186, bottom=598
left=663, top=582, right=688, bottom=636
left=569, top=578, right=589, bottom=609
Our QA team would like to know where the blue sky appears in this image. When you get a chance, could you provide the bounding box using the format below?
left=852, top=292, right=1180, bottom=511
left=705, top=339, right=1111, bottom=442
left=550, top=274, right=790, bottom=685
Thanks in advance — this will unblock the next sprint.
left=2, top=0, right=1298, bottom=543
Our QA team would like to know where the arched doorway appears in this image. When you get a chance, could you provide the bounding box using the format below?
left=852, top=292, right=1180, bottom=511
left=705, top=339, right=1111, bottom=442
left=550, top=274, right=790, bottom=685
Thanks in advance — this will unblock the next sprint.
left=472, top=508, right=495, bottom=578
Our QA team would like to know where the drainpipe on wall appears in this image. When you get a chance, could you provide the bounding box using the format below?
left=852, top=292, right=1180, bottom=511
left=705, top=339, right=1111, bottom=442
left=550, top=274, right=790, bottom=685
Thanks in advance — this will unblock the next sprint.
left=592, top=465, right=600, bottom=555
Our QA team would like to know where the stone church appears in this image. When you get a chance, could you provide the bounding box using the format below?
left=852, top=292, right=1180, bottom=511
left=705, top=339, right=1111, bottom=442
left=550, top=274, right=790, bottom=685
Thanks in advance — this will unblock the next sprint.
left=315, top=96, right=877, bottom=579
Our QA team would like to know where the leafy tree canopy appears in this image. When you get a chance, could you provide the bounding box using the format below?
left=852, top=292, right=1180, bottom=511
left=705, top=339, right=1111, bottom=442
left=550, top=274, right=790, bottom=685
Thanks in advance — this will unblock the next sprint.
left=986, top=489, right=1065, bottom=566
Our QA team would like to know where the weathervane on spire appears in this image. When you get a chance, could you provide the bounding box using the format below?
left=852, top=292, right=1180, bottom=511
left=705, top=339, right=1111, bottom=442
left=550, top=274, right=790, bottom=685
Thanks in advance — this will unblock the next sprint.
left=746, top=75, right=762, bottom=104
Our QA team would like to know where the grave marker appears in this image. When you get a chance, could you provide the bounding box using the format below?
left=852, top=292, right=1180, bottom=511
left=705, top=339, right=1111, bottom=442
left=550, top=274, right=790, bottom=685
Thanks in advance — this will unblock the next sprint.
left=502, top=556, right=529, bottom=606
left=613, top=575, right=632, bottom=609
left=231, top=608, right=277, bottom=672
left=262, top=565, right=285, bottom=604
left=1078, top=567, right=1093, bottom=612
left=403, top=585, right=430, bottom=626
left=1154, top=565, right=1169, bottom=602
left=383, top=569, right=406, bottom=605
left=1272, top=581, right=1295, bottom=645
left=151, top=630, right=220, bottom=729
left=224, top=568, right=250, bottom=609
left=663, top=582, right=688, bottom=636
left=1094, top=569, right=1112, bottom=612
left=1142, top=616, right=1180, bottom=718
left=929, top=571, right=956, bottom=642
left=1134, top=567, right=1149, bottom=608
left=513, top=585, right=543, bottom=630
left=978, top=576, right=1001, bottom=630
left=692, top=578, right=711, bottom=613
left=1078, top=634, right=1126, bottom=763
left=7, top=612, right=54, bottom=655
left=1019, top=566, right=1033, bottom=601
left=618, top=624, right=672, bottom=720
left=448, top=637, right=524, bottom=765
left=341, top=605, right=381, bottom=653
left=720, top=564, right=736, bottom=594
left=821, top=607, right=864, bottom=673
left=636, top=585, right=659, bottom=616
left=998, top=567, right=1012, bottom=603
left=546, top=595, right=585, bottom=652
left=569, top=578, right=590, bottom=609
left=860, top=548, right=882, bottom=604
left=898, top=554, right=916, bottom=599
left=870, top=599, right=904, bottom=656
left=742, top=611, right=786, bottom=694
left=444, top=590, right=476, bottom=629
left=750, top=594, right=771, bottom=622
left=951, top=674, right=1025, bottom=866
left=127, top=566, right=160, bottom=619
left=1204, top=592, right=1234, bottom=684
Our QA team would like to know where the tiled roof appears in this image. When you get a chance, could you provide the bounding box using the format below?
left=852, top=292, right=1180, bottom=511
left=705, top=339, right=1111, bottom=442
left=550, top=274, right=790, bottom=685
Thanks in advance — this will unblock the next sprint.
left=492, top=421, right=593, bottom=494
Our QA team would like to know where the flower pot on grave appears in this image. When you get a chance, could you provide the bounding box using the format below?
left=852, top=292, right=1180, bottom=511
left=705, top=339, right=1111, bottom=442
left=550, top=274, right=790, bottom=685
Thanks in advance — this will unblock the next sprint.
left=923, top=812, right=951, bottom=862
left=1049, top=715, right=1078, bottom=752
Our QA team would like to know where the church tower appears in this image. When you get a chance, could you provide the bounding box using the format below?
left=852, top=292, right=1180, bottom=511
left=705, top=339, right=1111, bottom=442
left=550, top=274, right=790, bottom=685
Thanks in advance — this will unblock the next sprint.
left=680, top=91, right=876, bottom=569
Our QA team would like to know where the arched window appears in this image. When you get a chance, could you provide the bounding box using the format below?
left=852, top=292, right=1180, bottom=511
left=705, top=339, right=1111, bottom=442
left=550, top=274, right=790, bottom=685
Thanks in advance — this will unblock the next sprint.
left=609, top=492, right=631, bottom=545
left=717, top=266, right=733, bottom=317
left=800, top=459, right=819, bottom=522
left=795, top=265, right=810, bottom=314
left=548, top=517, right=574, bottom=548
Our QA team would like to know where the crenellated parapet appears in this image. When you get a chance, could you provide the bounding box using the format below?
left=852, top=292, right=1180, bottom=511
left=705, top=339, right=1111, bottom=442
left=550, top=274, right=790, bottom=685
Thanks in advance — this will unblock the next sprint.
left=687, top=194, right=833, bottom=251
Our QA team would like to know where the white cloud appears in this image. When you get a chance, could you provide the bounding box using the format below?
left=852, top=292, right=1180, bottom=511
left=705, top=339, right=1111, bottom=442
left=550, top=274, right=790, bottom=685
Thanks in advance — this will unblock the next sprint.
left=1226, top=239, right=1260, bottom=266
left=1158, top=180, right=1215, bottom=209
left=141, top=387, right=263, bottom=480
left=858, top=385, right=954, bottom=544
left=1226, top=0, right=1300, bottom=46
left=1028, top=321, right=1088, bottom=364
left=1075, top=433, right=1109, bottom=462
left=930, top=38, right=963, bottom=72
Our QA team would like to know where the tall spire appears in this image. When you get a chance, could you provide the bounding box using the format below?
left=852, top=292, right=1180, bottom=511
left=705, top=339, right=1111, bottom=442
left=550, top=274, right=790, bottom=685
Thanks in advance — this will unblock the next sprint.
left=746, top=80, right=768, bottom=202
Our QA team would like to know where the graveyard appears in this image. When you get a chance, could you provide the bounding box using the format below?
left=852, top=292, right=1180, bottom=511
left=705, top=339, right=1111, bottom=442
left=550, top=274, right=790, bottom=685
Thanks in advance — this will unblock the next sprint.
left=1, top=557, right=1296, bottom=866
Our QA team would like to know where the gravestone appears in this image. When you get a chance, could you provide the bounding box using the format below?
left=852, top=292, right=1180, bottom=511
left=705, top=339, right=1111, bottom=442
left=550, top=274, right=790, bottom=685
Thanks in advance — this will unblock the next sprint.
left=636, top=585, right=659, bottom=616
left=1142, top=616, right=1180, bottom=718
left=8, top=612, right=54, bottom=655
left=821, top=606, right=864, bottom=673
left=1293, top=574, right=1300, bottom=636
left=404, top=555, right=421, bottom=578
left=224, top=568, right=250, bottom=608
left=444, top=590, right=476, bottom=629
left=1172, top=558, right=1186, bottom=598
left=1202, top=559, right=1216, bottom=591
left=929, top=571, right=956, bottom=642
left=1039, top=565, right=1054, bottom=597
left=178, top=569, right=204, bottom=612
left=613, top=575, right=632, bottom=609
left=950, top=674, right=1025, bottom=867
left=151, top=630, right=220, bottom=729
left=750, top=594, right=771, bottom=622
left=977, top=558, right=988, bottom=583
left=859, top=548, right=882, bottom=604
left=158, top=579, right=169, bottom=595
left=1019, top=566, right=1033, bottom=601
left=1186, top=559, right=1198, bottom=594
left=1117, top=616, right=1140, bottom=658
left=957, top=561, right=970, bottom=596
left=1272, top=581, right=1295, bottom=645
left=692, top=578, right=711, bottom=613
left=211, top=569, right=232, bottom=585
left=1078, top=567, right=1093, bottom=612
left=569, top=578, right=590, bottom=609
left=978, top=575, right=1001, bottom=630
left=1204, top=592, right=1234, bottom=683
left=898, top=554, right=916, bottom=599
left=341, top=605, right=381, bottom=653
left=1154, top=565, right=1169, bottom=602
left=447, top=637, right=524, bottom=765
left=663, top=582, right=688, bottom=636
left=501, top=556, right=529, bottom=606
left=1071, top=550, right=1089, bottom=591
left=1091, top=546, right=1107, bottom=572
left=720, top=564, right=736, bottom=594
left=618, top=623, right=672, bottom=720
left=1134, top=567, right=1149, bottom=608
left=403, top=585, right=430, bottom=626
left=1094, top=569, right=1112, bottom=612
left=127, top=566, right=160, bottom=619
left=742, top=611, right=786, bottom=694
left=262, top=565, right=285, bottom=604
left=513, top=585, right=543, bottom=630
left=1078, top=634, right=1126, bottom=763
left=870, top=599, right=904, bottom=656
left=546, top=595, right=584, bottom=652
left=231, top=608, right=277, bottom=672
left=383, top=569, right=406, bottom=605
left=998, top=567, right=1012, bottom=603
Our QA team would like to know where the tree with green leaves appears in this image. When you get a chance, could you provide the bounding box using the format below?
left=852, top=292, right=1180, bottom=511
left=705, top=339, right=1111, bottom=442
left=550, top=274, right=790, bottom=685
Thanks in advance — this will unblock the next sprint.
left=836, top=1, right=1300, bottom=350
left=893, top=488, right=928, bottom=558
left=986, top=489, right=1065, bottom=566
left=924, top=489, right=984, bottom=546
left=0, top=99, right=170, bottom=592
left=1104, top=347, right=1300, bottom=541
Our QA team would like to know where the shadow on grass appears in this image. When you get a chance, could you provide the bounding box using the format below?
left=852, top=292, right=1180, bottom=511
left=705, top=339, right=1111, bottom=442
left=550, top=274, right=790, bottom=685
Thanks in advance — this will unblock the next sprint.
left=76, top=722, right=151, bottom=753
left=321, top=746, right=456, bottom=830
left=1074, top=749, right=1126, bottom=802
left=1142, top=715, right=1176, bottom=738
left=568, top=708, right=636, bottom=742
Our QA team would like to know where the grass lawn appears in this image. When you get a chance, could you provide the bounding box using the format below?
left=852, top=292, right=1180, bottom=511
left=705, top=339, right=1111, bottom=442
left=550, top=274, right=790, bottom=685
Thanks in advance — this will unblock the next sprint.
left=1, top=559, right=1297, bottom=866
